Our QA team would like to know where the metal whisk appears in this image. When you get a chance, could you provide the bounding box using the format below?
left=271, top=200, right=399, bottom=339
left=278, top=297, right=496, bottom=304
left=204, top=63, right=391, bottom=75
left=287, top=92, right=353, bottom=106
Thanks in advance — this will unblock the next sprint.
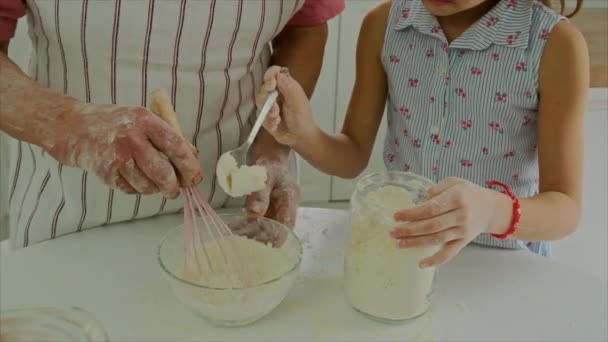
left=149, top=89, right=248, bottom=285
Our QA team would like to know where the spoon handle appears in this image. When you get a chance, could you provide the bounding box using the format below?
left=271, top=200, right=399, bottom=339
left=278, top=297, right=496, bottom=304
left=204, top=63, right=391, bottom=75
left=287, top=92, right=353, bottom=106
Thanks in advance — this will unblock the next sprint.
left=246, top=90, right=278, bottom=146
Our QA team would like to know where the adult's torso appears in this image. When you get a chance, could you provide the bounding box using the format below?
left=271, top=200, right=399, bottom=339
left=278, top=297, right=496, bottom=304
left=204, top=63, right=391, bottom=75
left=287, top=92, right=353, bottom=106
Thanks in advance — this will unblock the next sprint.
left=9, top=0, right=303, bottom=248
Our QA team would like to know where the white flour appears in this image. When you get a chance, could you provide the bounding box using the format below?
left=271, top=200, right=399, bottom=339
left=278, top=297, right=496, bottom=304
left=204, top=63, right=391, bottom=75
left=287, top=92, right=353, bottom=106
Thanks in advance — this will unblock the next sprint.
left=216, top=153, right=267, bottom=197
left=175, top=235, right=296, bottom=323
left=345, top=185, right=440, bottom=321
left=180, top=235, right=292, bottom=288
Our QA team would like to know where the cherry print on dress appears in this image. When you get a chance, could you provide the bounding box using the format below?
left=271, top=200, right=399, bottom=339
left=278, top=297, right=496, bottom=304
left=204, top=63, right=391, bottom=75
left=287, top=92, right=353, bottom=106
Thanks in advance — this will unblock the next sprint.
left=489, top=121, right=505, bottom=134
left=404, top=163, right=411, bottom=172
left=460, top=159, right=473, bottom=167
left=412, top=139, right=422, bottom=148
left=539, top=29, right=550, bottom=40
left=402, top=8, right=411, bottom=18
left=408, top=79, right=419, bottom=87
left=492, top=53, right=500, bottom=61
left=461, top=119, right=473, bottom=130
left=507, top=0, right=518, bottom=9
left=426, top=49, right=435, bottom=58
left=506, top=32, right=520, bottom=45
left=430, top=96, right=436, bottom=103
left=470, top=67, right=482, bottom=76
left=387, top=153, right=396, bottom=163
left=485, top=16, right=498, bottom=27
left=431, top=134, right=441, bottom=144
left=443, top=140, right=452, bottom=148
left=482, top=147, right=489, bottom=155
left=503, top=151, right=515, bottom=158
left=431, top=26, right=442, bottom=34
left=524, top=90, right=533, bottom=98
left=457, top=50, right=466, bottom=57
left=522, top=115, right=534, bottom=126
left=390, top=55, right=401, bottom=63
left=515, top=62, right=528, bottom=72
left=456, top=88, right=467, bottom=98
left=400, top=106, right=412, bottom=119
left=495, top=92, right=508, bottom=102
left=441, top=43, right=449, bottom=52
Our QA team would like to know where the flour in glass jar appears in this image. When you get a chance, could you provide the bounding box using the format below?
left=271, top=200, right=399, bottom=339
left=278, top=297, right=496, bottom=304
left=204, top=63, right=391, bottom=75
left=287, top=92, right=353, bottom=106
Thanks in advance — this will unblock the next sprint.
left=345, top=185, right=440, bottom=321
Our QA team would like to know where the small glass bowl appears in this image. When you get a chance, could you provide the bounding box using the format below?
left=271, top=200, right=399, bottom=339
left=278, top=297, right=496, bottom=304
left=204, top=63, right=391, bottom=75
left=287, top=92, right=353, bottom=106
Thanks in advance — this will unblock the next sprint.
left=157, top=213, right=302, bottom=327
left=0, top=307, right=108, bottom=342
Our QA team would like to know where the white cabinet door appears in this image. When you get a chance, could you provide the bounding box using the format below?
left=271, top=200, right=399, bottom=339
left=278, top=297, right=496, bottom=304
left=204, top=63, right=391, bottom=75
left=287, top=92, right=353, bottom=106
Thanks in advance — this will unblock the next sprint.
left=295, top=19, right=340, bottom=203
left=330, top=0, right=386, bottom=201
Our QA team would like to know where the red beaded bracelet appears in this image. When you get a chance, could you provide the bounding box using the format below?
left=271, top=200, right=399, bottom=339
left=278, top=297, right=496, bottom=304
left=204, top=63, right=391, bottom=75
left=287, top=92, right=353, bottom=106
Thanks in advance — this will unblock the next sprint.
left=487, top=180, right=521, bottom=239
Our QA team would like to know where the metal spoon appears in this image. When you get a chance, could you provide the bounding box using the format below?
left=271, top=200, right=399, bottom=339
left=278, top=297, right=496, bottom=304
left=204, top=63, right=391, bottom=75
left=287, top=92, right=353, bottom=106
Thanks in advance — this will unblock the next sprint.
left=217, top=90, right=279, bottom=172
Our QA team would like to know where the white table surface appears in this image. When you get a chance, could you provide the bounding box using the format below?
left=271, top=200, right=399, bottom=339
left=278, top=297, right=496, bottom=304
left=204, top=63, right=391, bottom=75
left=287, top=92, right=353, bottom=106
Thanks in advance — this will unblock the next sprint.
left=1, top=208, right=607, bottom=341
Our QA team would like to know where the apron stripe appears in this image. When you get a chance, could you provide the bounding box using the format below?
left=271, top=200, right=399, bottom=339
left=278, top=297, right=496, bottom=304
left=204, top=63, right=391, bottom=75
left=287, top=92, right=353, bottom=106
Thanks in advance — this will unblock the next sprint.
left=193, top=0, right=217, bottom=149
left=209, top=0, right=244, bottom=204
left=222, top=0, right=269, bottom=208
left=133, top=0, right=156, bottom=220
left=23, top=171, right=51, bottom=247
left=9, top=142, right=23, bottom=205
left=18, top=146, right=37, bottom=247
left=51, top=163, right=65, bottom=239
left=106, top=0, right=122, bottom=225
left=48, top=0, right=67, bottom=238
left=247, top=0, right=284, bottom=129
left=76, top=0, right=91, bottom=232
left=241, top=0, right=267, bottom=137
left=159, top=0, right=188, bottom=215
left=25, top=0, right=39, bottom=82
left=55, top=0, right=67, bottom=93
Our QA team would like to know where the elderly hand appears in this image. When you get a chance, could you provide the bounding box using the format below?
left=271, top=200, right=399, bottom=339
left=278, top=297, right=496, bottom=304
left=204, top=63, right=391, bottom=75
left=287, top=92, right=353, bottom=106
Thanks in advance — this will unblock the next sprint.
left=390, top=177, right=512, bottom=268
left=48, top=103, right=202, bottom=198
left=245, top=157, right=300, bottom=229
left=256, top=66, right=317, bottom=147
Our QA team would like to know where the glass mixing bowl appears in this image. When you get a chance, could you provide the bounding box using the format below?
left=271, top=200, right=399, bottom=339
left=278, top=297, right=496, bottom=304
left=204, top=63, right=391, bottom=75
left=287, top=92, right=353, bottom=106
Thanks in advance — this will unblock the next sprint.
left=157, top=213, right=302, bottom=327
left=0, top=307, right=108, bottom=342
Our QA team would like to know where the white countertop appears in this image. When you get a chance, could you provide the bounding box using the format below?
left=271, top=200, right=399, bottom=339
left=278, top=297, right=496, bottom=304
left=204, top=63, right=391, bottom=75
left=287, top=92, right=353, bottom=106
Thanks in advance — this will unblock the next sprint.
left=1, top=208, right=607, bottom=341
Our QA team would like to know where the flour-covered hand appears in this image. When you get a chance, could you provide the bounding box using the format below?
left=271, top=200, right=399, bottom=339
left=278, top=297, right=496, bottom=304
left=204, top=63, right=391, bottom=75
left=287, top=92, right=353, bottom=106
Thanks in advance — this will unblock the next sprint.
left=245, top=157, right=300, bottom=230
left=390, top=177, right=512, bottom=268
left=256, top=66, right=317, bottom=147
left=48, top=104, right=202, bottom=197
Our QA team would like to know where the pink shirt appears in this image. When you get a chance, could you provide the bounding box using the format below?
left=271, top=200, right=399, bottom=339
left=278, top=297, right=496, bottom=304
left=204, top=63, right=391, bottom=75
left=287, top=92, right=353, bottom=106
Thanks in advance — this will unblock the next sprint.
left=0, top=0, right=25, bottom=41
left=288, top=0, right=345, bottom=26
left=0, top=0, right=344, bottom=41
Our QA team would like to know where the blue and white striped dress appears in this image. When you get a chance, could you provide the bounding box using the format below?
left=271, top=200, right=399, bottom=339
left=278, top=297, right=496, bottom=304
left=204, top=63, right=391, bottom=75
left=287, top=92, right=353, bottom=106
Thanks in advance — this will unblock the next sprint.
left=382, top=0, right=564, bottom=255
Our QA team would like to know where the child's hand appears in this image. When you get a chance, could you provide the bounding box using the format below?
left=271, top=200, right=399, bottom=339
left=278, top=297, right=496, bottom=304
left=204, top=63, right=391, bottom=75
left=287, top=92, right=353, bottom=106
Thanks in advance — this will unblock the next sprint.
left=389, top=177, right=512, bottom=268
left=256, top=66, right=317, bottom=147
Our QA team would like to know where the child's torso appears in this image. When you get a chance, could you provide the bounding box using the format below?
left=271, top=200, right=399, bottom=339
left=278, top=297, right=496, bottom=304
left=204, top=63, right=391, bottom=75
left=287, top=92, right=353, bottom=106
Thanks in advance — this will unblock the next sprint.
left=382, top=0, right=562, bottom=254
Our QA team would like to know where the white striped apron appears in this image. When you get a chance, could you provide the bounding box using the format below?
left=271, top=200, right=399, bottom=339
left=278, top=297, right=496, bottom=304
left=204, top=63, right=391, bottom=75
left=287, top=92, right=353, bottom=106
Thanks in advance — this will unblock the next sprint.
left=8, top=0, right=303, bottom=248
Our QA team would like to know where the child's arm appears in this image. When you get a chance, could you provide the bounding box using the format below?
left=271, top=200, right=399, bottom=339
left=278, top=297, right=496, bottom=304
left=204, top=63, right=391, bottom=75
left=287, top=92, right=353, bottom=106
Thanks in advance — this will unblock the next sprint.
left=258, top=3, right=390, bottom=179
left=497, top=20, right=588, bottom=241
left=391, top=21, right=588, bottom=268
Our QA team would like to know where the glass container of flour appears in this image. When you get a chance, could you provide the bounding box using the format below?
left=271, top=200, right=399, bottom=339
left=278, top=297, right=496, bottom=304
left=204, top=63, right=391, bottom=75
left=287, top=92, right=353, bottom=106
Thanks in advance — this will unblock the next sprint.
left=345, top=171, right=440, bottom=322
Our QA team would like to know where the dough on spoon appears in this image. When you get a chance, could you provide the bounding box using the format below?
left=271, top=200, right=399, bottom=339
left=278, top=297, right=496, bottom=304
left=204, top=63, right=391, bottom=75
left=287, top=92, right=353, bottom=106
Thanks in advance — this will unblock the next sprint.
left=217, top=153, right=267, bottom=197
